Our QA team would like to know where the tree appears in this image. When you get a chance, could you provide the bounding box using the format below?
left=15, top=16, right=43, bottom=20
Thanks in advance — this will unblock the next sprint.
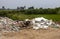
left=2, top=6, right=5, bottom=10
left=20, top=6, right=26, bottom=10
left=17, top=7, right=20, bottom=10
left=28, top=6, right=34, bottom=9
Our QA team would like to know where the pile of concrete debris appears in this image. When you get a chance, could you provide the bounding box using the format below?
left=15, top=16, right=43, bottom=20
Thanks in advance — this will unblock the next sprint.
left=0, top=17, right=60, bottom=32
left=0, top=17, right=20, bottom=32
left=0, top=17, right=31, bottom=32
left=31, top=17, right=60, bottom=30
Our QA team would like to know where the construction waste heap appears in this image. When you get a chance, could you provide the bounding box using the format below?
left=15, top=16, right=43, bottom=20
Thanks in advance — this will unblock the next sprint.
left=0, top=17, right=60, bottom=32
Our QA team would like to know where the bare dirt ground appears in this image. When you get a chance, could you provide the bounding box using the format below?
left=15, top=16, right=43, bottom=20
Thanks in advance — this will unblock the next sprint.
left=0, top=27, right=60, bottom=39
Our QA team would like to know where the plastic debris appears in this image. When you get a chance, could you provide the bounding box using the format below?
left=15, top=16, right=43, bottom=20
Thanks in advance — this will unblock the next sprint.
left=31, top=17, right=60, bottom=30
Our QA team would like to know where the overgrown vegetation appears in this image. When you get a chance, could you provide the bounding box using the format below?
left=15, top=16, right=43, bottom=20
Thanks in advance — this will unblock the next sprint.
left=0, top=7, right=60, bottom=21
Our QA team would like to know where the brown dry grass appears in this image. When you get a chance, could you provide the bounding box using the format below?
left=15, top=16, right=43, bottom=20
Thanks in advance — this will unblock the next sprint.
left=0, top=27, right=60, bottom=39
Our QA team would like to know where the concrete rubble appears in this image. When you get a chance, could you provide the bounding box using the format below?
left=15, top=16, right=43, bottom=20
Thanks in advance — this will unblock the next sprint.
left=31, top=17, right=60, bottom=30
left=0, top=17, right=20, bottom=32
left=0, top=17, right=31, bottom=32
left=0, top=17, right=60, bottom=32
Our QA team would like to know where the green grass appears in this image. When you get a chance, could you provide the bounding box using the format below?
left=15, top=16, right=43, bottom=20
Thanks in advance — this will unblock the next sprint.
left=8, top=14, right=60, bottom=21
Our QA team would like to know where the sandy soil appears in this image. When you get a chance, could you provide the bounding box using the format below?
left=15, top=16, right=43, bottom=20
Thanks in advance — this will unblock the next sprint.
left=0, top=28, right=60, bottom=39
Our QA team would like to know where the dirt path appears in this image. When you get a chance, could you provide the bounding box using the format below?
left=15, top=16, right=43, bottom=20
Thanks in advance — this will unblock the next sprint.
left=0, top=28, right=60, bottom=39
